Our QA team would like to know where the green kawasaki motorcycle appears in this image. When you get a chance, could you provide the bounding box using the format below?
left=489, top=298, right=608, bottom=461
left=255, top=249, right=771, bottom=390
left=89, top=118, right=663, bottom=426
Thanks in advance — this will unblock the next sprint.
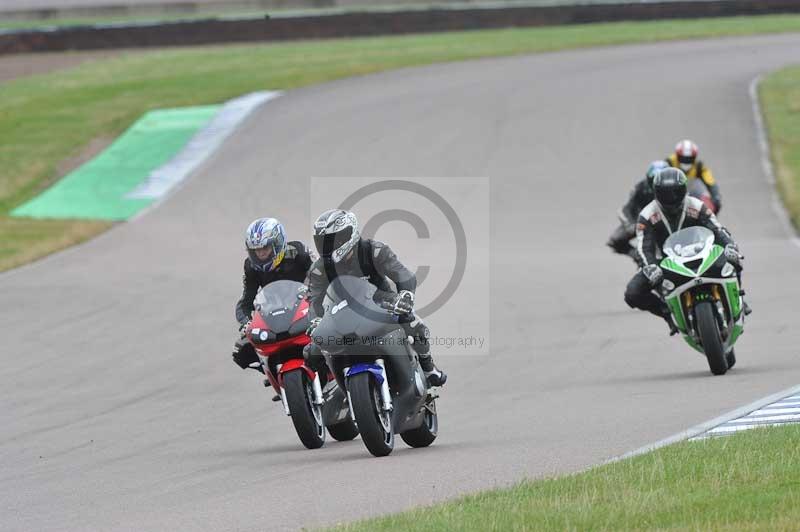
left=659, top=226, right=745, bottom=375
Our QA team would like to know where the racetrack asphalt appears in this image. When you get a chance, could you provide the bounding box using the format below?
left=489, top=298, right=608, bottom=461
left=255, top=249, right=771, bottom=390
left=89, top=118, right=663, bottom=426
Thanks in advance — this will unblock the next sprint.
left=2, top=33, right=800, bottom=531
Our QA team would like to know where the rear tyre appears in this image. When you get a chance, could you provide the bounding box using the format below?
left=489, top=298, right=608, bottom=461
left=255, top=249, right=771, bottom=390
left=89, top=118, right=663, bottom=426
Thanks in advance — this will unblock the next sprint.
left=326, top=418, right=359, bottom=441
left=400, top=399, right=438, bottom=448
left=348, top=372, right=394, bottom=457
left=695, top=301, right=728, bottom=376
left=284, top=370, right=325, bottom=449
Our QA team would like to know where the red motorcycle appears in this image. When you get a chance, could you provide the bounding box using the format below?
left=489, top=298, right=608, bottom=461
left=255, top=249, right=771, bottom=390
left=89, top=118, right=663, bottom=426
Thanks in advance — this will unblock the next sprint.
left=245, top=280, right=358, bottom=449
left=688, top=178, right=717, bottom=214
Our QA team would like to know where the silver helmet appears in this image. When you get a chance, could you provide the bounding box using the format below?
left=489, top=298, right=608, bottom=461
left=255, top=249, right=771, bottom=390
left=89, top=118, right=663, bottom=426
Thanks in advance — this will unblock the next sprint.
left=313, top=209, right=359, bottom=263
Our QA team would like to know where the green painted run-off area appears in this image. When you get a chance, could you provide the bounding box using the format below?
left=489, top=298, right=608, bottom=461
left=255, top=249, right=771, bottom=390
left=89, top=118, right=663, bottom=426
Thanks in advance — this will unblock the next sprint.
left=11, top=105, right=220, bottom=221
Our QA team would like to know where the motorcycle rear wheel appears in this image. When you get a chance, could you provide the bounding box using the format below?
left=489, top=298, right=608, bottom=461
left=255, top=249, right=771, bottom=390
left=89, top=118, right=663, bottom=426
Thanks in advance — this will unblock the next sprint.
left=695, top=301, right=728, bottom=376
left=400, top=399, right=438, bottom=448
left=326, top=418, right=359, bottom=441
left=284, top=370, right=326, bottom=449
left=349, top=372, right=394, bottom=457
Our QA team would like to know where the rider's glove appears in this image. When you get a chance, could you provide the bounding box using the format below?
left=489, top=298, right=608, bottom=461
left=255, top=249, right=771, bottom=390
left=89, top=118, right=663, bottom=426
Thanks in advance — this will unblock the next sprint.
left=392, top=290, right=415, bottom=315
left=724, top=244, right=742, bottom=266
left=232, top=342, right=257, bottom=370
left=306, top=317, right=322, bottom=337
left=642, top=264, right=663, bottom=287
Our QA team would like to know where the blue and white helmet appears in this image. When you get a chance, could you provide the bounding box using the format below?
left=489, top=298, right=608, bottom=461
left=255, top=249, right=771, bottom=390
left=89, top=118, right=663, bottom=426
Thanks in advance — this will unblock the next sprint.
left=645, top=160, right=669, bottom=190
left=313, top=209, right=359, bottom=263
left=245, top=217, right=287, bottom=272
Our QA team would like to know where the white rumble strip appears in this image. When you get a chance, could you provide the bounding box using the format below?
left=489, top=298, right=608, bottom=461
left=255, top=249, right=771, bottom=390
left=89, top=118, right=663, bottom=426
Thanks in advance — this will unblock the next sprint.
left=691, top=392, right=800, bottom=440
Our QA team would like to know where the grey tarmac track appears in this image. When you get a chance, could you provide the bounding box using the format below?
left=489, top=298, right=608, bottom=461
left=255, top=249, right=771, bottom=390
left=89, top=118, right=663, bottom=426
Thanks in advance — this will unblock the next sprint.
left=2, top=34, right=800, bottom=531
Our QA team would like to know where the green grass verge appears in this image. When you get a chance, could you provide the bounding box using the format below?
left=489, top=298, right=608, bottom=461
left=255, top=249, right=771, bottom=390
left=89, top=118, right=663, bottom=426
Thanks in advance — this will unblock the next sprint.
left=761, top=65, right=800, bottom=231
left=3, top=15, right=800, bottom=271
left=335, top=425, right=800, bottom=531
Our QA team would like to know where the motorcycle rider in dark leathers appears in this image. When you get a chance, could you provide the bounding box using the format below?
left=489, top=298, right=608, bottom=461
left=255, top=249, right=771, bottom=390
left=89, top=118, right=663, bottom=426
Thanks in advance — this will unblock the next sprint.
left=624, top=168, right=749, bottom=334
left=608, top=160, right=669, bottom=262
left=231, top=217, right=314, bottom=372
left=304, top=209, right=447, bottom=388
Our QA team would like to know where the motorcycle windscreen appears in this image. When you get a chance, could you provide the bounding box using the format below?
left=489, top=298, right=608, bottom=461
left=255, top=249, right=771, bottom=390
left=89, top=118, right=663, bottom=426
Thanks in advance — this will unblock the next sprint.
left=254, top=280, right=306, bottom=333
left=663, top=226, right=714, bottom=260
left=322, top=275, right=399, bottom=333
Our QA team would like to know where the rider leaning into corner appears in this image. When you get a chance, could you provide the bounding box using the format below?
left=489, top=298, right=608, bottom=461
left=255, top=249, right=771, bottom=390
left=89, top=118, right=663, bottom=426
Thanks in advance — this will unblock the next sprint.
left=666, top=139, right=722, bottom=213
left=231, top=217, right=315, bottom=371
left=624, top=168, right=751, bottom=335
left=303, top=209, right=447, bottom=388
left=608, top=160, right=669, bottom=261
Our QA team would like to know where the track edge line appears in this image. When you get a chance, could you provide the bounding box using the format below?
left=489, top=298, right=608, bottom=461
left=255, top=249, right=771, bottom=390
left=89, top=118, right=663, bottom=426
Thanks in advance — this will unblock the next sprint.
left=606, top=382, right=800, bottom=464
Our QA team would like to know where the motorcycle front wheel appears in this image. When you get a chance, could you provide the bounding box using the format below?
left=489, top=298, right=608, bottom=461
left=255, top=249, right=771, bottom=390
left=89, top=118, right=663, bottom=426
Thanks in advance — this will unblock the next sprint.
left=284, top=370, right=326, bottom=449
left=695, top=301, right=728, bottom=376
left=348, top=372, right=394, bottom=457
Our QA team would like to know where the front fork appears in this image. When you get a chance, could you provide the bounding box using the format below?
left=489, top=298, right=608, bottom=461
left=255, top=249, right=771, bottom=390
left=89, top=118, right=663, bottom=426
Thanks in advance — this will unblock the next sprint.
left=683, top=285, right=729, bottom=338
left=343, top=359, right=393, bottom=413
left=375, top=359, right=393, bottom=412
left=311, top=373, right=324, bottom=406
left=274, top=363, right=325, bottom=417
left=276, top=364, right=291, bottom=416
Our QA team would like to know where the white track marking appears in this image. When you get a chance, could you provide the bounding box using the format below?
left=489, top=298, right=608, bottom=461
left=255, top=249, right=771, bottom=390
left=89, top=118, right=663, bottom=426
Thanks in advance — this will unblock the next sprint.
left=689, top=389, right=800, bottom=439
left=127, top=91, right=281, bottom=210
left=608, top=383, right=800, bottom=462
left=725, top=414, right=800, bottom=424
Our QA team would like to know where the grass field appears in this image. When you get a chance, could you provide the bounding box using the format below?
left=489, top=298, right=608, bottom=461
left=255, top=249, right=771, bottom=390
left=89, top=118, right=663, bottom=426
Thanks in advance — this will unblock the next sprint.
left=761, top=66, right=800, bottom=232
left=4, top=14, right=800, bottom=271
left=335, top=424, right=800, bottom=531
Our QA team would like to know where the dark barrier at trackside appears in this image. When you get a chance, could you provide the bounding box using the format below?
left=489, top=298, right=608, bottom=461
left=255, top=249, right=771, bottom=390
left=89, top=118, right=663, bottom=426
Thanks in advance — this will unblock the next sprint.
left=2, top=0, right=800, bottom=55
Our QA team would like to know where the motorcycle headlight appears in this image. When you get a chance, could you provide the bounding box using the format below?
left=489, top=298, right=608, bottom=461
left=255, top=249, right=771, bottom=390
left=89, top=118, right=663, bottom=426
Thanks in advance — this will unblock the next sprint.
left=662, top=279, right=675, bottom=292
left=721, top=263, right=735, bottom=277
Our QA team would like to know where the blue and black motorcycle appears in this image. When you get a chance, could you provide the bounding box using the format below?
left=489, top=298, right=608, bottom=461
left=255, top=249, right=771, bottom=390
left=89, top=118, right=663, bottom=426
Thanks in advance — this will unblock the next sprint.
left=312, top=276, right=439, bottom=457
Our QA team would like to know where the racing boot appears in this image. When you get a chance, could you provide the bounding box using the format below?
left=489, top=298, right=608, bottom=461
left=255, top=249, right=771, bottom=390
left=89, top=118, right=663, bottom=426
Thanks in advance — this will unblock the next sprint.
left=660, top=307, right=679, bottom=336
left=419, top=354, right=447, bottom=387
left=262, top=378, right=281, bottom=401
left=738, top=274, right=752, bottom=316
left=726, top=349, right=736, bottom=370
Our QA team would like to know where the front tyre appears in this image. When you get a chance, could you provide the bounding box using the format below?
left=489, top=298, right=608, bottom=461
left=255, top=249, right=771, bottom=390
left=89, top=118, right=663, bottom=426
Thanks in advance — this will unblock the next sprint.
left=348, top=372, right=394, bottom=457
left=695, top=301, right=728, bottom=376
left=400, top=399, right=438, bottom=448
left=283, top=370, right=325, bottom=449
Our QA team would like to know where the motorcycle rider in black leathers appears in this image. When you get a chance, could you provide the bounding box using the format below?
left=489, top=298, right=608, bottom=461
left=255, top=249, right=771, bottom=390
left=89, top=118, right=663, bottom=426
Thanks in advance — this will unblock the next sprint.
left=304, top=209, right=447, bottom=387
left=231, top=217, right=314, bottom=371
left=624, top=168, right=749, bottom=335
left=608, top=160, right=669, bottom=262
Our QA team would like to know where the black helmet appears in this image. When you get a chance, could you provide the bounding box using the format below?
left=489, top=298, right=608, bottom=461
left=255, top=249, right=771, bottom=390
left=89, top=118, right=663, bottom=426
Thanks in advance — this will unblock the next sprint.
left=654, top=168, right=688, bottom=216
